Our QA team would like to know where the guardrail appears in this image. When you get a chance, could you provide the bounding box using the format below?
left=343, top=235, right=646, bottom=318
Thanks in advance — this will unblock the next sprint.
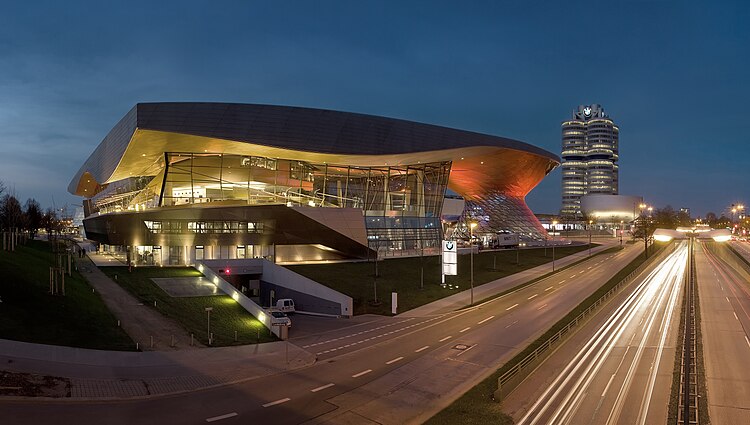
left=493, top=241, right=674, bottom=401
left=678, top=239, right=699, bottom=425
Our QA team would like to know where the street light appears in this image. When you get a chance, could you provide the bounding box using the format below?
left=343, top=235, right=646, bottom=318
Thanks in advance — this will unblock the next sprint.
left=205, top=307, right=213, bottom=345
left=588, top=220, right=593, bottom=257
left=469, top=221, right=478, bottom=305
left=620, top=220, right=624, bottom=246
left=552, top=220, right=558, bottom=272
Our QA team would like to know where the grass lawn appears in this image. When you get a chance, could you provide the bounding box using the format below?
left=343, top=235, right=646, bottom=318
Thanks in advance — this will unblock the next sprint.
left=100, top=267, right=276, bottom=346
left=290, top=244, right=595, bottom=316
left=425, top=241, right=669, bottom=425
left=0, top=240, right=134, bottom=350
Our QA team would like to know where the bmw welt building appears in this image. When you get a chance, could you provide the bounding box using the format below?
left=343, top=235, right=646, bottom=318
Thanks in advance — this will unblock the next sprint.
left=69, top=103, right=559, bottom=265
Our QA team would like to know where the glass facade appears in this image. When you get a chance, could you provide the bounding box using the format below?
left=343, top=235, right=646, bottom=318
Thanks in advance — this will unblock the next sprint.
left=457, top=192, right=548, bottom=241
left=92, top=152, right=451, bottom=256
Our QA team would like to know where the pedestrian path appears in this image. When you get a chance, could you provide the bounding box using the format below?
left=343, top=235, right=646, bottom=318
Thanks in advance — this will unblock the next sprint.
left=0, top=338, right=314, bottom=399
left=399, top=241, right=626, bottom=317
left=0, top=239, right=625, bottom=400
left=75, top=248, right=200, bottom=351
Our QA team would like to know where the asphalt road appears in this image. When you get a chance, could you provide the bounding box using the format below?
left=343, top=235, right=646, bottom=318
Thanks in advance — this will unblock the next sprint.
left=508, top=242, right=686, bottom=425
left=0, top=245, right=643, bottom=425
left=698, top=242, right=750, bottom=424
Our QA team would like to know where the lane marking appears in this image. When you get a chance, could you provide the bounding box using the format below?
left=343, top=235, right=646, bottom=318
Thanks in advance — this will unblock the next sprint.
left=415, top=345, right=430, bottom=352
left=528, top=294, right=538, bottom=300
left=602, top=374, right=616, bottom=397
left=206, top=413, right=238, bottom=422
left=311, top=383, right=334, bottom=393
left=262, top=398, right=290, bottom=408
left=734, top=312, right=739, bottom=321
left=459, top=327, right=471, bottom=333
left=439, top=336, right=452, bottom=342
left=746, top=336, right=750, bottom=349
left=505, top=320, right=519, bottom=328
left=537, top=304, right=548, bottom=310
left=545, top=286, right=554, bottom=291
left=559, top=279, right=567, bottom=283
left=352, top=369, right=372, bottom=378
left=506, top=303, right=519, bottom=311
left=477, top=315, right=495, bottom=324
left=386, top=356, right=404, bottom=365
left=727, top=296, right=731, bottom=303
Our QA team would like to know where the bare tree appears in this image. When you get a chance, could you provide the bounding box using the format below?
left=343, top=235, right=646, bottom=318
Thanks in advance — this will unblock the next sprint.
left=0, top=194, right=23, bottom=231
left=24, top=198, right=43, bottom=239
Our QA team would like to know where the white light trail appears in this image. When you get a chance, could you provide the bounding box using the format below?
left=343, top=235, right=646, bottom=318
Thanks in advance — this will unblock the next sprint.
left=518, top=243, right=688, bottom=425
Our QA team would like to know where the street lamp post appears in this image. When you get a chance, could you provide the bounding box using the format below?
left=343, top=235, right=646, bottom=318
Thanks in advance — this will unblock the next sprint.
left=552, top=220, right=558, bottom=272
left=205, top=307, right=213, bottom=345
left=588, top=220, right=593, bottom=257
left=469, top=221, right=478, bottom=305
left=620, top=220, right=624, bottom=246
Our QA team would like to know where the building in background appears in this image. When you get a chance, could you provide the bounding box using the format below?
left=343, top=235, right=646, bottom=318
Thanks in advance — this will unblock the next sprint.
left=69, top=103, right=559, bottom=265
left=561, top=104, right=619, bottom=219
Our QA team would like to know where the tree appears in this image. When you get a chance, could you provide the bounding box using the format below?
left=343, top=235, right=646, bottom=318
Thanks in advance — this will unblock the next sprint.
left=41, top=207, right=62, bottom=236
left=0, top=194, right=23, bottom=231
left=24, top=198, right=43, bottom=239
left=653, top=205, right=678, bottom=229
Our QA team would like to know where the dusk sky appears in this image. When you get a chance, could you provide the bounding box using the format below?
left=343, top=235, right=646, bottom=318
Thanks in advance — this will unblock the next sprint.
left=0, top=1, right=748, bottom=217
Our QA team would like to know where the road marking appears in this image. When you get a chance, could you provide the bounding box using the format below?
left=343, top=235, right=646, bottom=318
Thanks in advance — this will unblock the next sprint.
left=506, top=303, right=519, bottom=311
left=545, top=286, right=554, bottom=291
left=352, top=369, right=372, bottom=378
left=459, top=327, right=471, bottom=333
left=477, top=315, right=495, bottom=324
left=537, top=304, right=548, bottom=310
left=311, top=383, right=334, bottom=393
left=262, top=398, right=290, bottom=408
left=456, top=343, right=477, bottom=357
left=439, top=336, right=452, bottom=342
left=386, top=357, right=404, bottom=365
left=559, top=279, right=566, bottom=283
left=528, top=294, right=538, bottom=300
left=587, top=266, right=592, bottom=270
left=735, top=312, right=740, bottom=321
left=746, top=336, right=750, bottom=349
left=415, top=345, right=430, bottom=352
left=602, top=374, right=616, bottom=397
left=727, top=296, right=731, bottom=303
left=505, top=320, right=518, bottom=328
left=206, top=412, right=238, bottom=422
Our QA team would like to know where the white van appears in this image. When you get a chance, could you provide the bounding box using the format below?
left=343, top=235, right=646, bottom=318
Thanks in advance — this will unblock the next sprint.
left=275, top=298, right=295, bottom=313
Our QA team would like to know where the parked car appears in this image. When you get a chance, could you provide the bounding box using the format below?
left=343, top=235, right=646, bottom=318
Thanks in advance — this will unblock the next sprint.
left=271, top=298, right=296, bottom=313
left=270, top=311, right=292, bottom=327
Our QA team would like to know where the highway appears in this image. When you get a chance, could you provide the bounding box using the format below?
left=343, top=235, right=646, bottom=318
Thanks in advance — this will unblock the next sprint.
left=509, top=242, right=686, bottom=425
left=1, top=244, right=643, bottom=425
left=698, top=242, right=750, bottom=424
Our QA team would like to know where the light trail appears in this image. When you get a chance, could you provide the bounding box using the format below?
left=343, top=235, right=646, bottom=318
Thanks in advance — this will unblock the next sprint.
left=518, top=242, right=687, bottom=425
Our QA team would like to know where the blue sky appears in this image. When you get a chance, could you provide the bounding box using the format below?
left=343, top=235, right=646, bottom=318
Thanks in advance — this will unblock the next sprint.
left=0, top=1, right=748, bottom=216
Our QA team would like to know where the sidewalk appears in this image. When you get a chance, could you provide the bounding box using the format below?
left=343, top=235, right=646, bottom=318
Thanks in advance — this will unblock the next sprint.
left=0, top=239, right=625, bottom=400
left=74, top=245, right=199, bottom=351
left=399, top=240, right=626, bottom=317
left=0, top=338, right=314, bottom=399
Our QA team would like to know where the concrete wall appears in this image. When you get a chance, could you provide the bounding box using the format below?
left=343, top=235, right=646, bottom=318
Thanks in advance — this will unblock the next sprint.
left=259, top=259, right=353, bottom=317
left=198, top=258, right=353, bottom=318
left=195, top=261, right=285, bottom=340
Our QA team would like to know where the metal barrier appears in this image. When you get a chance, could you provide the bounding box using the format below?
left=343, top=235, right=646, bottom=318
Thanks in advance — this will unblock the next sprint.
left=494, top=241, right=674, bottom=401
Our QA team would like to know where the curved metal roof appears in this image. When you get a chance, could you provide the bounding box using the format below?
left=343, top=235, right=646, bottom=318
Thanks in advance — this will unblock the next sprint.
left=69, top=102, right=560, bottom=195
